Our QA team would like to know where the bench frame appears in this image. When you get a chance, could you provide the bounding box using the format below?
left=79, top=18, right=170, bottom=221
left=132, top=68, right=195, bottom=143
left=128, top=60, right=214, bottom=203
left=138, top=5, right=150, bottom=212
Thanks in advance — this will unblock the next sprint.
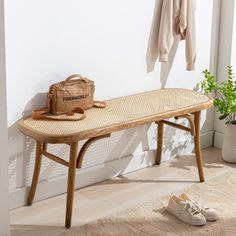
left=26, top=111, right=204, bottom=228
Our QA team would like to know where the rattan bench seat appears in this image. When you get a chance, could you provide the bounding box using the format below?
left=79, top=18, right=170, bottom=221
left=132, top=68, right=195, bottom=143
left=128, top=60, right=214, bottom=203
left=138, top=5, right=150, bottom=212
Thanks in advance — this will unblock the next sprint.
left=19, top=88, right=212, bottom=143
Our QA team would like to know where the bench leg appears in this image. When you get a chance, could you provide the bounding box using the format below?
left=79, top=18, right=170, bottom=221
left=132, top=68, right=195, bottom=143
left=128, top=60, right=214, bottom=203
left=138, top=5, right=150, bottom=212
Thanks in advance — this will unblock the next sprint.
left=28, top=141, right=46, bottom=206
left=193, top=111, right=205, bottom=182
left=156, top=121, right=164, bottom=165
left=65, top=142, right=78, bottom=228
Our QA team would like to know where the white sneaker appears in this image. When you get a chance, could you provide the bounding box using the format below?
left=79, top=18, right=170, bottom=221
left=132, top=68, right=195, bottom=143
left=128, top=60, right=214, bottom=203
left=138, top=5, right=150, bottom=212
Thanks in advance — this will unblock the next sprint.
left=179, top=193, right=219, bottom=221
left=167, top=195, right=206, bottom=226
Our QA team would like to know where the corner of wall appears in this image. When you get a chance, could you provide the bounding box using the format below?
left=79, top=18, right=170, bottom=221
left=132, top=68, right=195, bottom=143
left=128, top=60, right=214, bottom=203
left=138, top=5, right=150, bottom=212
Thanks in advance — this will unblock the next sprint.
left=0, top=0, right=10, bottom=234
left=213, top=0, right=235, bottom=147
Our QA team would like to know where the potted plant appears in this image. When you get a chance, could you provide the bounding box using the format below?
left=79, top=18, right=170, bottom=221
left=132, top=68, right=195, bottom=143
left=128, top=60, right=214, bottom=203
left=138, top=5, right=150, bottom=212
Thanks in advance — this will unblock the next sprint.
left=200, top=66, right=236, bottom=162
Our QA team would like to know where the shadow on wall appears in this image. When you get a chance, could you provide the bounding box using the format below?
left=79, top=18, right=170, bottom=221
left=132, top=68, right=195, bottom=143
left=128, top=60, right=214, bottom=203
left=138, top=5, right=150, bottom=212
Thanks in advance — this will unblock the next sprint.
left=8, top=91, right=154, bottom=199
left=160, top=37, right=179, bottom=88
left=146, top=0, right=180, bottom=88
left=8, top=89, right=194, bottom=205
left=8, top=0, right=198, bottom=202
left=8, top=92, right=47, bottom=191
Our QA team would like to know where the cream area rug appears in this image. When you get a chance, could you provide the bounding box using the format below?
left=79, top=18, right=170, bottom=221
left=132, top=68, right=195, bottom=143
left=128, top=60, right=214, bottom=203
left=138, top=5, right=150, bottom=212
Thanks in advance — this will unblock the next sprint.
left=11, top=169, right=236, bottom=236
left=75, top=170, right=236, bottom=236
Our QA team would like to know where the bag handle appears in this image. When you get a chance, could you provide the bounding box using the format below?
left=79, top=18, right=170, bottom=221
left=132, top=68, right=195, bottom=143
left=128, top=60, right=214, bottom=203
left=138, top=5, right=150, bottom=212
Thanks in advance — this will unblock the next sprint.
left=31, top=107, right=86, bottom=121
left=65, top=74, right=91, bottom=83
left=31, top=100, right=106, bottom=121
left=93, top=100, right=107, bottom=108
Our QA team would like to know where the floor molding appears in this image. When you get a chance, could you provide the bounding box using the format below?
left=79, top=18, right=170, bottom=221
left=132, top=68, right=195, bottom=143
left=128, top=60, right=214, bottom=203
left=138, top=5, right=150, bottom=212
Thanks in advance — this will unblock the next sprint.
left=10, top=131, right=214, bottom=210
left=214, top=131, right=224, bottom=149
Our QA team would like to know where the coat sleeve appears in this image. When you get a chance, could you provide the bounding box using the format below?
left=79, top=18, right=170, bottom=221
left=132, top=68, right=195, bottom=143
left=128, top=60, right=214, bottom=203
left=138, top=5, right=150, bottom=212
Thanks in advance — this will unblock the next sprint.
left=179, top=0, right=187, bottom=39
left=146, top=0, right=163, bottom=72
left=158, top=0, right=174, bottom=62
left=185, top=0, right=196, bottom=70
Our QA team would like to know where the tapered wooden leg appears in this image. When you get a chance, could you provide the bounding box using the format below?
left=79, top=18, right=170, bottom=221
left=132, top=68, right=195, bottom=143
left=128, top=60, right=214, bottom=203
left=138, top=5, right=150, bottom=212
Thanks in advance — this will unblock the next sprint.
left=193, top=111, right=205, bottom=182
left=156, top=121, right=164, bottom=165
left=28, top=141, right=45, bottom=206
left=65, top=142, right=78, bottom=228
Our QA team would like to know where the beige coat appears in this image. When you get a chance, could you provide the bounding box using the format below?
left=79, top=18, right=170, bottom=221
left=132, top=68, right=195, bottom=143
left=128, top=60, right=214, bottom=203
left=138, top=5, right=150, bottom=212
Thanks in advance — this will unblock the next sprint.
left=147, top=0, right=196, bottom=71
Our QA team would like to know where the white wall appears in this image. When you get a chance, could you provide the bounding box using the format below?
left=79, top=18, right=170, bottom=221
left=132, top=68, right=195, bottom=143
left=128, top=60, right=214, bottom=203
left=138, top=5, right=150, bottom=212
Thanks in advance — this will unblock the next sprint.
left=0, top=0, right=10, bottom=234
left=232, top=2, right=236, bottom=68
left=214, top=0, right=235, bottom=148
left=5, top=0, right=215, bottom=208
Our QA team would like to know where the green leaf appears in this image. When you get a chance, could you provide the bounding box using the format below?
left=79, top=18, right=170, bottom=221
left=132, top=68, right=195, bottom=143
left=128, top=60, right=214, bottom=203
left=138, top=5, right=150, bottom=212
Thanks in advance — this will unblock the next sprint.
left=200, top=66, right=236, bottom=123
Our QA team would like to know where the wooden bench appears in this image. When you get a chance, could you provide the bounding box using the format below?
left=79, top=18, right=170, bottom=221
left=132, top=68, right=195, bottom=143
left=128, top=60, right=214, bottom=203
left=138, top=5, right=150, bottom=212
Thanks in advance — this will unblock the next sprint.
left=18, top=88, right=213, bottom=228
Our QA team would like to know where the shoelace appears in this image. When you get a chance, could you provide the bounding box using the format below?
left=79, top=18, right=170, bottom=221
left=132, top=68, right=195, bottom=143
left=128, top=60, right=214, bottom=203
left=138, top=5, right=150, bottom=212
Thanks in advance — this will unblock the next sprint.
left=180, top=201, right=201, bottom=215
left=191, top=201, right=209, bottom=211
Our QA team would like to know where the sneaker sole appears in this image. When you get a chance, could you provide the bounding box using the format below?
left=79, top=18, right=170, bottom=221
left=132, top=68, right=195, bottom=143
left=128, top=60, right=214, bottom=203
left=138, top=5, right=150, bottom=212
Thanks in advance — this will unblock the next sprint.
left=167, top=208, right=206, bottom=226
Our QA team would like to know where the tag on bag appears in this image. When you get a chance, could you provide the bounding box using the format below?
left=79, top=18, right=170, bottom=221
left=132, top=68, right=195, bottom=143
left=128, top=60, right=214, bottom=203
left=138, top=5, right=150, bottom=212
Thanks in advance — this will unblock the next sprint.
left=32, top=74, right=106, bottom=121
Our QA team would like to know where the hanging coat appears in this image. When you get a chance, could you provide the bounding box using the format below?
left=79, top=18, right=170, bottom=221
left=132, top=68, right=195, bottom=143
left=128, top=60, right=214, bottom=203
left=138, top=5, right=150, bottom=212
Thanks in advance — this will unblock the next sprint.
left=146, top=0, right=196, bottom=72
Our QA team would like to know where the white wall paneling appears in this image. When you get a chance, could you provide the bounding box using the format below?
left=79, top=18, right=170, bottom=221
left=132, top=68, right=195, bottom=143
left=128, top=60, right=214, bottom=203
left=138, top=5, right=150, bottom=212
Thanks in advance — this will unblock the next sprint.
left=214, top=0, right=235, bottom=148
left=0, top=0, right=10, bottom=234
left=5, top=0, right=215, bottom=209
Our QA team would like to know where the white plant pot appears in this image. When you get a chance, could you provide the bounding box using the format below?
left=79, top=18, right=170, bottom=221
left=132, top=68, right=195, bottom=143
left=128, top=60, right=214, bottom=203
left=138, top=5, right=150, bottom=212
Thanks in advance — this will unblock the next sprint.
left=222, top=124, right=236, bottom=163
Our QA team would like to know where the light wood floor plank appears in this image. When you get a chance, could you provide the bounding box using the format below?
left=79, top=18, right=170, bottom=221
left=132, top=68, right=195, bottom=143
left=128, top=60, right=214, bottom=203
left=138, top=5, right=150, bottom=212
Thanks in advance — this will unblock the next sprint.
left=11, top=148, right=231, bottom=234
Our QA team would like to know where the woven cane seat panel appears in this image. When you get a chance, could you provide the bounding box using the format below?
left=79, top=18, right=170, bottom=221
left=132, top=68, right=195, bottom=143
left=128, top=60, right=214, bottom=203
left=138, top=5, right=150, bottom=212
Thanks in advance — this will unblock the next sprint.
left=23, top=89, right=210, bottom=136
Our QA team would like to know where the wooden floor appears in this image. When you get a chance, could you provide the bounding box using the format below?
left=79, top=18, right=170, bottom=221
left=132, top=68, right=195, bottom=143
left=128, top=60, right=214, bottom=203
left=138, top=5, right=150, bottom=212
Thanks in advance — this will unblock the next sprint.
left=11, top=147, right=230, bottom=234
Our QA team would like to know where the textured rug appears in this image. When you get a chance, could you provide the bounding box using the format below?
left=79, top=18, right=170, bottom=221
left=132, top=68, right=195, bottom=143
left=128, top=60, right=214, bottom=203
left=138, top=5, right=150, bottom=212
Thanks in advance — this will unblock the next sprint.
left=75, top=170, right=236, bottom=236
left=11, top=169, right=236, bottom=236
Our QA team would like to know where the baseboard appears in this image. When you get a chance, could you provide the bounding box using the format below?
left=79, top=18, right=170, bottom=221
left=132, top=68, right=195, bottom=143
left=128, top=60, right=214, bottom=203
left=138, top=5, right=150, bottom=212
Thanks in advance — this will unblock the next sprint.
left=0, top=227, right=10, bottom=236
left=10, top=149, right=156, bottom=209
left=201, top=131, right=214, bottom=148
left=10, top=131, right=214, bottom=210
left=214, top=131, right=224, bottom=148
